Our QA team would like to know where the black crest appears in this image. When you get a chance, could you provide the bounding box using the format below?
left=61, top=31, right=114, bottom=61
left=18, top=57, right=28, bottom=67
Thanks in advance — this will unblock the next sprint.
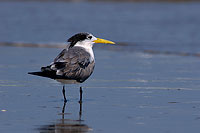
left=68, top=33, right=89, bottom=48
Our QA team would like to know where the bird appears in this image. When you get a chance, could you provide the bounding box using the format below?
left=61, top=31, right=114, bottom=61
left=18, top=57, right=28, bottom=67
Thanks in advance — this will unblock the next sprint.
left=28, top=32, right=115, bottom=103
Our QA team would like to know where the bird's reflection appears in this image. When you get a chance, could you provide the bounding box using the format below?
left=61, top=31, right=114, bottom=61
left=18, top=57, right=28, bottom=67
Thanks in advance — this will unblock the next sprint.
left=38, top=99, right=91, bottom=133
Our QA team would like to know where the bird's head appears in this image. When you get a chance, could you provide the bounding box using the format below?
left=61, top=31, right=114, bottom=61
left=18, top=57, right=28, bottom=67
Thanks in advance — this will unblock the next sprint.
left=68, top=32, right=115, bottom=48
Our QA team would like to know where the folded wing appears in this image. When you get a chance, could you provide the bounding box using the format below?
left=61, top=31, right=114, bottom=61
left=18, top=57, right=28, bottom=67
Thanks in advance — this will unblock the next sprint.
left=29, top=46, right=95, bottom=83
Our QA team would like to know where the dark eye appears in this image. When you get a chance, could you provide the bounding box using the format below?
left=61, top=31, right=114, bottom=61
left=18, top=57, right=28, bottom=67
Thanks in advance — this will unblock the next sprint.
left=88, top=36, right=92, bottom=39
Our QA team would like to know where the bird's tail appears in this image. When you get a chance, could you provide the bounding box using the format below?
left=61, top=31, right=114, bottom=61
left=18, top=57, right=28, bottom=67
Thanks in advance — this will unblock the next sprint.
left=28, top=71, right=49, bottom=77
left=28, top=66, right=57, bottom=79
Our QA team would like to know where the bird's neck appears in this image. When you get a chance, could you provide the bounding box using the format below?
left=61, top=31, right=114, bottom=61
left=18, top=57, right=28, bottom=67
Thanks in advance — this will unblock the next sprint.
left=74, top=44, right=95, bottom=62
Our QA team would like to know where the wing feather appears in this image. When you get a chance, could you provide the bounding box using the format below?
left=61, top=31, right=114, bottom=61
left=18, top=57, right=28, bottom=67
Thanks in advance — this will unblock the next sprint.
left=47, top=46, right=95, bottom=82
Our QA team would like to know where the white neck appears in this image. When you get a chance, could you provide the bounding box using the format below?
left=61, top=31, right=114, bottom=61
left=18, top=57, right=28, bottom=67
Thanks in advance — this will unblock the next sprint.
left=75, top=42, right=95, bottom=62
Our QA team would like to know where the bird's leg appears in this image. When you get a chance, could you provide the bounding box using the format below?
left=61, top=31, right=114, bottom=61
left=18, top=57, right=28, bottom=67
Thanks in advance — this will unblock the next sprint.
left=62, top=85, right=67, bottom=103
left=79, top=86, right=83, bottom=103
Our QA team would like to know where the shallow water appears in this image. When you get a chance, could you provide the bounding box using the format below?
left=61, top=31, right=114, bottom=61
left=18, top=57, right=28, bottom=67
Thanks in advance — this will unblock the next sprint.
left=1, top=46, right=200, bottom=132
left=1, top=1, right=200, bottom=133
left=0, top=1, right=200, bottom=45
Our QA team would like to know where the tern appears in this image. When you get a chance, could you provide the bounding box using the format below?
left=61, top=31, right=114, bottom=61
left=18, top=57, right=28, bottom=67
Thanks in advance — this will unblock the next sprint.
left=28, top=32, right=115, bottom=102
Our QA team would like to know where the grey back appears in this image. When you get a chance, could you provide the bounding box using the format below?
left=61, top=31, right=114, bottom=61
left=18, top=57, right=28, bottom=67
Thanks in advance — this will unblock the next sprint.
left=50, top=46, right=95, bottom=83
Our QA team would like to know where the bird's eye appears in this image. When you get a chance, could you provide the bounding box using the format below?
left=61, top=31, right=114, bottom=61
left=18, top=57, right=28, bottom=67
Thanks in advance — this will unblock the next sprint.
left=88, top=36, right=92, bottom=39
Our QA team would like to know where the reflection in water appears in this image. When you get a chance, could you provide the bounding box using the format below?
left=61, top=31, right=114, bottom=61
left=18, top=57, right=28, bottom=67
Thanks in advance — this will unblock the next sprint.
left=38, top=102, right=91, bottom=133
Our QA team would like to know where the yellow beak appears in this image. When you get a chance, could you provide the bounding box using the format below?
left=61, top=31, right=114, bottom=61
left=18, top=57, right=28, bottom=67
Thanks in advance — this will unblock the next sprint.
left=93, top=38, right=115, bottom=44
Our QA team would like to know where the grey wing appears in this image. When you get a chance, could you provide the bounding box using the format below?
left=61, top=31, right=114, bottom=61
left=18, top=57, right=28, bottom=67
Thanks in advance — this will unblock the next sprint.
left=50, top=47, right=95, bottom=82
left=53, top=49, right=67, bottom=62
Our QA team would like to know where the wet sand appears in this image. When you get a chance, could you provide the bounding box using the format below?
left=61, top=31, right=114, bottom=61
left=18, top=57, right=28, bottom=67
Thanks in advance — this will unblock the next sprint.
left=0, top=45, right=200, bottom=132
